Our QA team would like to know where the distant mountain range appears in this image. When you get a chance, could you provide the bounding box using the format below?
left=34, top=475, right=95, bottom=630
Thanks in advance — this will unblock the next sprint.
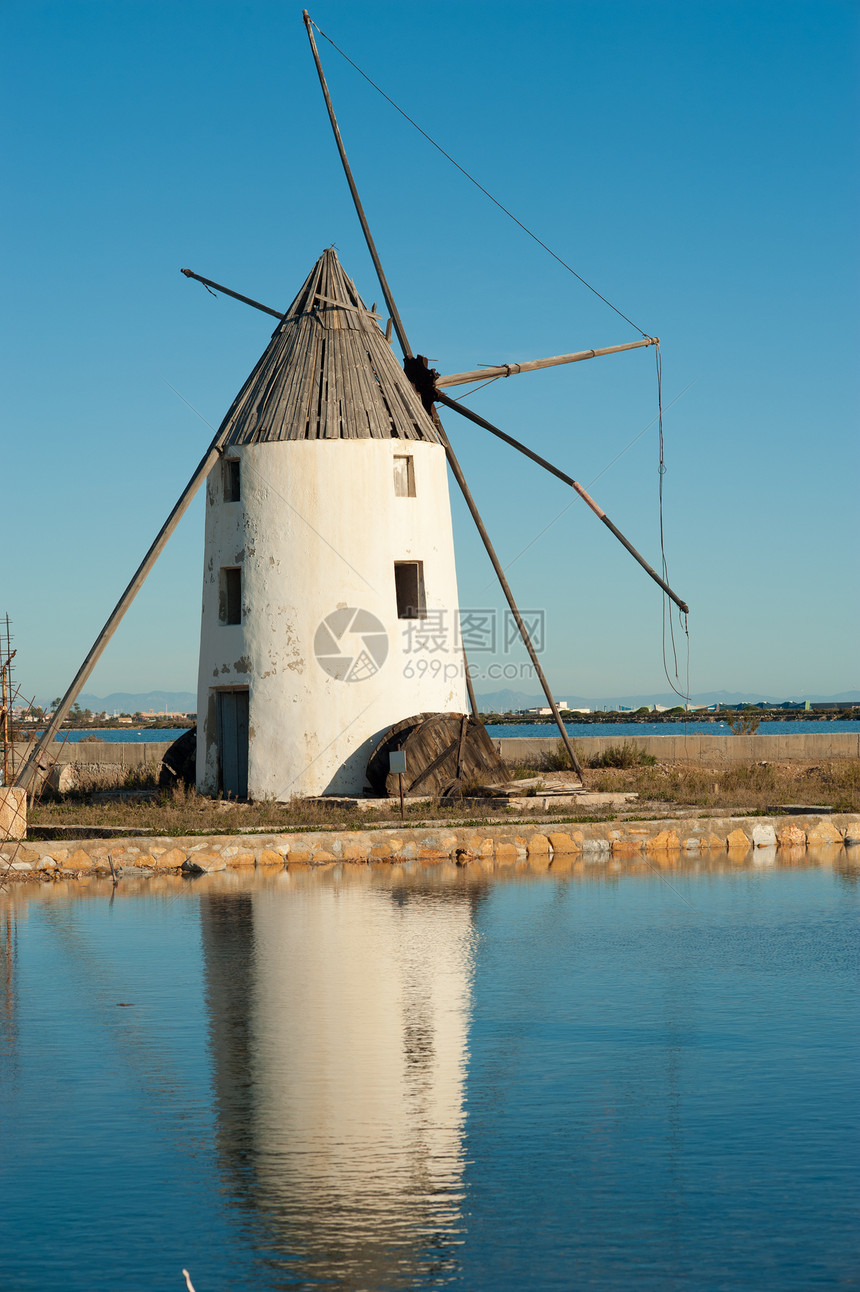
left=70, top=691, right=197, bottom=713
left=41, top=686, right=859, bottom=714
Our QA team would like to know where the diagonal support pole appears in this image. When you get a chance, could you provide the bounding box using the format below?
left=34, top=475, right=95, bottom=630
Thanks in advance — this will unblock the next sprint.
left=302, top=8, right=584, bottom=780
left=432, top=419, right=584, bottom=778
left=14, top=425, right=234, bottom=793
left=434, top=388, right=689, bottom=615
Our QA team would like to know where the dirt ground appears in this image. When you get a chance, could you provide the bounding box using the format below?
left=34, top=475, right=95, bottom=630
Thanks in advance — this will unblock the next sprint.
left=18, top=757, right=859, bottom=839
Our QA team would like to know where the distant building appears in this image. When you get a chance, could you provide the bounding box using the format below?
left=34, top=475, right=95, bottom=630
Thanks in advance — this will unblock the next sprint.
left=522, top=701, right=571, bottom=716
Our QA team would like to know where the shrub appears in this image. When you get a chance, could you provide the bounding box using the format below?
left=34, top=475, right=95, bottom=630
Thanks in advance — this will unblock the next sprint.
left=727, top=709, right=762, bottom=734
left=537, top=741, right=576, bottom=772
left=587, top=742, right=657, bottom=769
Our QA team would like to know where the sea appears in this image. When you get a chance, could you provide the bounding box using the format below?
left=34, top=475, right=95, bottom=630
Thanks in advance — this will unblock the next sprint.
left=40, top=719, right=860, bottom=743
left=1, top=856, right=857, bottom=1290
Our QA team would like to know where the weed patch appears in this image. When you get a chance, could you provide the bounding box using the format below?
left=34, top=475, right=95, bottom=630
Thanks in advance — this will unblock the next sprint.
left=586, top=742, right=657, bottom=769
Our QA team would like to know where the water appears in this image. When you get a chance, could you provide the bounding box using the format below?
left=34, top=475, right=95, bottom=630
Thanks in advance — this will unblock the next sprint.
left=31, top=728, right=188, bottom=743
left=1, top=855, right=857, bottom=1291
left=33, top=719, right=860, bottom=743
left=487, top=719, right=860, bottom=738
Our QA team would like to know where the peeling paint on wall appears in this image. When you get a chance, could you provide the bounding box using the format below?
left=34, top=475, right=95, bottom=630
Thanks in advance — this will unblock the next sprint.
left=197, top=439, right=466, bottom=798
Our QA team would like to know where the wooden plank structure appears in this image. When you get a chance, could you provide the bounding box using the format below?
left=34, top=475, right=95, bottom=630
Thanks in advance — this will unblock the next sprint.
left=367, top=713, right=508, bottom=799
left=216, top=253, right=438, bottom=446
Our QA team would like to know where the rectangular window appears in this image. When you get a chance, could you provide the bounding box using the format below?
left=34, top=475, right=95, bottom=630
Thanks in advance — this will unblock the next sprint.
left=223, top=458, right=241, bottom=502
left=393, top=455, right=415, bottom=497
left=394, top=561, right=425, bottom=619
left=219, top=567, right=242, bottom=625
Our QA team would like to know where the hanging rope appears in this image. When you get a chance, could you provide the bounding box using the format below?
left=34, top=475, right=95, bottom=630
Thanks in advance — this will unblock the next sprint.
left=309, top=18, right=650, bottom=338
left=656, top=343, right=691, bottom=704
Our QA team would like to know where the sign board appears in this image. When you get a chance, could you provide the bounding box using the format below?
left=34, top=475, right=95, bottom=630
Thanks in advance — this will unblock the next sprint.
left=388, top=750, right=407, bottom=775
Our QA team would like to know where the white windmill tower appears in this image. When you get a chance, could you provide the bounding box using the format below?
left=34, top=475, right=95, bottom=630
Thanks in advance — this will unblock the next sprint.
left=195, top=249, right=468, bottom=799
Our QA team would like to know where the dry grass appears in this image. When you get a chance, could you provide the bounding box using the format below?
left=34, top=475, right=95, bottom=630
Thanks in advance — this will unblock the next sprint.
left=28, top=779, right=515, bottom=835
left=587, top=759, right=860, bottom=813
left=513, top=739, right=656, bottom=773
left=586, top=742, right=657, bottom=769
left=25, top=759, right=860, bottom=837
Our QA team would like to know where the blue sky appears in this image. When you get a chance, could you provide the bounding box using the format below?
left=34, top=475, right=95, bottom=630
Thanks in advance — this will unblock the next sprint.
left=3, top=0, right=857, bottom=704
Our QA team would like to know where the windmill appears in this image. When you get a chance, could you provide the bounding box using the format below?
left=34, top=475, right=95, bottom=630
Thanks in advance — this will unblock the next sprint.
left=15, top=10, right=688, bottom=801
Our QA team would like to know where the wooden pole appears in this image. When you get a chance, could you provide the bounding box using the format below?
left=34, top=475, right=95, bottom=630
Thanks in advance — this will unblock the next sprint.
left=180, top=269, right=284, bottom=320
left=303, top=9, right=583, bottom=778
left=303, top=12, right=413, bottom=360
left=462, top=644, right=478, bottom=717
left=433, top=420, right=584, bottom=780
left=436, top=338, right=659, bottom=388
left=434, top=388, right=690, bottom=615
left=14, top=428, right=233, bottom=793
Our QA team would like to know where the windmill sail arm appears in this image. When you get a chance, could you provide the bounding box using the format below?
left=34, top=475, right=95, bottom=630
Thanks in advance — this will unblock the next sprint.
left=435, top=337, right=659, bottom=388
left=434, top=388, right=689, bottom=615
left=180, top=269, right=285, bottom=320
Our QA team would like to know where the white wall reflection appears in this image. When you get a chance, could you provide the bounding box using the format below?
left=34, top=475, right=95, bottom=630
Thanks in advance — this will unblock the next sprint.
left=201, top=868, right=480, bottom=1289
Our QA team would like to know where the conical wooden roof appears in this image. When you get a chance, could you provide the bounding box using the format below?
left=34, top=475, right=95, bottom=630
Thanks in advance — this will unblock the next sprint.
left=219, top=248, right=439, bottom=445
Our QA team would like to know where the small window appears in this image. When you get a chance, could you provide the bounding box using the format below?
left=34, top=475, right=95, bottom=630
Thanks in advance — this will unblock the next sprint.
left=219, top=568, right=242, bottom=625
left=393, top=455, right=415, bottom=497
left=394, top=561, right=425, bottom=619
left=223, top=458, right=241, bottom=502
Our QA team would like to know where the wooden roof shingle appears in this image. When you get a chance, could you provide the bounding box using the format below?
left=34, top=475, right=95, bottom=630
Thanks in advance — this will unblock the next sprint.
left=219, top=248, right=439, bottom=446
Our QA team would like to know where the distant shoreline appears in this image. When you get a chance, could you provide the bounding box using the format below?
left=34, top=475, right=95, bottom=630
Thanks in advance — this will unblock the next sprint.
left=478, top=710, right=858, bottom=725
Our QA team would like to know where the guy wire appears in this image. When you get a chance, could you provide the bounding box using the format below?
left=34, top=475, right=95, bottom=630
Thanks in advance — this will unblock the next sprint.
left=656, top=343, right=691, bottom=705
left=310, top=18, right=649, bottom=338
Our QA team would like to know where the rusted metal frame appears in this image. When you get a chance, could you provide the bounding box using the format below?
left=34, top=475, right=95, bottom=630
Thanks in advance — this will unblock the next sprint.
left=180, top=268, right=284, bottom=320
left=431, top=416, right=584, bottom=780
left=435, top=338, right=659, bottom=389
left=434, top=389, right=690, bottom=615
left=13, top=426, right=235, bottom=794
left=1, top=616, right=14, bottom=787
left=303, top=11, right=413, bottom=361
left=1, top=662, right=9, bottom=788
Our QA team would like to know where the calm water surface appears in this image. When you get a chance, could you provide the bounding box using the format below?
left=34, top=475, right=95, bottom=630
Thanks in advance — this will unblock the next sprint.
left=1, top=856, right=857, bottom=1291
left=487, top=719, right=860, bottom=738
left=35, top=719, right=860, bottom=743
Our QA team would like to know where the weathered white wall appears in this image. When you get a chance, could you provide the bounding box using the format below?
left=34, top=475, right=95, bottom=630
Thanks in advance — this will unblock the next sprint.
left=196, top=439, right=466, bottom=798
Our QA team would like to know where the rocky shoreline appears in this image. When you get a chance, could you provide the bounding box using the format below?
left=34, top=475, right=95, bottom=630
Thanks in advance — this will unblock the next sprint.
left=3, top=812, right=858, bottom=885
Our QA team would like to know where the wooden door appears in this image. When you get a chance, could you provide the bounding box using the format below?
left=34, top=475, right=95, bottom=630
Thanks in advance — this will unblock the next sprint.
left=217, top=690, right=249, bottom=799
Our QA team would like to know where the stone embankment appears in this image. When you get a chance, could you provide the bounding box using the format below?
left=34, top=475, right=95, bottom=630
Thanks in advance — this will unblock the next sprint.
left=3, top=813, right=859, bottom=883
